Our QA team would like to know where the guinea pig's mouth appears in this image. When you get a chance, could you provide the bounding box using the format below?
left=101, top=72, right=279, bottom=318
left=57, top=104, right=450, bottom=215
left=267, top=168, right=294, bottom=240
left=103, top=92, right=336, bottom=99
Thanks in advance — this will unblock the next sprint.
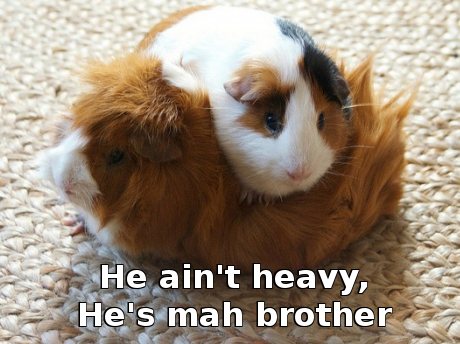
left=38, top=151, right=98, bottom=210
left=58, top=181, right=100, bottom=210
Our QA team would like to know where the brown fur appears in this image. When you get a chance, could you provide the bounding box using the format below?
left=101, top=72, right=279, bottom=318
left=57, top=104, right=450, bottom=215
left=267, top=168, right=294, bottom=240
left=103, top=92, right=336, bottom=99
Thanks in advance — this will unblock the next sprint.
left=297, top=57, right=350, bottom=151
left=229, top=61, right=293, bottom=136
left=136, top=6, right=211, bottom=51
left=229, top=61, right=293, bottom=101
left=238, top=94, right=288, bottom=137
left=310, top=80, right=349, bottom=151
left=69, top=53, right=414, bottom=271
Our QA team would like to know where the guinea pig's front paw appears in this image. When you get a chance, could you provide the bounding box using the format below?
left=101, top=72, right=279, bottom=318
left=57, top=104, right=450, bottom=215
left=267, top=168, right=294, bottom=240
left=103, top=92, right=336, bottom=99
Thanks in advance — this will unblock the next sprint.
left=162, top=58, right=202, bottom=93
left=239, top=189, right=278, bottom=205
left=61, top=213, right=87, bottom=236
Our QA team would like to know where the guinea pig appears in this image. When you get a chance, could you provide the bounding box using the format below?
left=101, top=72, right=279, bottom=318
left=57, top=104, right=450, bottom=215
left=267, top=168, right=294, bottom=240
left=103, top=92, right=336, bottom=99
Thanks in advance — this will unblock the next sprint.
left=39, top=54, right=221, bottom=257
left=138, top=6, right=352, bottom=200
left=40, top=53, right=413, bottom=271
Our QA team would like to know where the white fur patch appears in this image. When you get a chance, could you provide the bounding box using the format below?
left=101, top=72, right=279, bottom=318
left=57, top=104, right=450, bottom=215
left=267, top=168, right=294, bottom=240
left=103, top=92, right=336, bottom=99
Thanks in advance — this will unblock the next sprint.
left=71, top=207, right=120, bottom=248
left=40, top=129, right=123, bottom=243
left=96, top=218, right=121, bottom=247
left=40, top=129, right=100, bottom=209
left=76, top=206, right=101, bottom=235
left=162, top=60, right=202, bottom=93
left=148, top=7, right=302, bottom=87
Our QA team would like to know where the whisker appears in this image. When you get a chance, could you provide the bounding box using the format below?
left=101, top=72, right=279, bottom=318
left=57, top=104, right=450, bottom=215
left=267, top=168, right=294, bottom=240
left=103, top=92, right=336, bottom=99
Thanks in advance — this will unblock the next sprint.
left=332, top=161, right=354, bottom=166
left=318, top=177, right=328, bottom=188
left=342, top=103, right=378, bottom=110
left=325, top=170, right=356, bottom=179
left=320, top=124, right=349, bottom=128
left=201, top=106, right=236, bottom=111
left=337, top=144, right=375, bottom=151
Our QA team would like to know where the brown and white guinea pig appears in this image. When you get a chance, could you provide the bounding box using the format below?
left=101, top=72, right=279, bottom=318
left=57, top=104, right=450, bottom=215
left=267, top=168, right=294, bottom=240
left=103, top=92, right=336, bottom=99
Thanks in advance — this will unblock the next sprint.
left=40, top=53, right=413, bottom=271
left=138, top=6, right=352, bottom=200
left=39, top=55, right=222, bottom=258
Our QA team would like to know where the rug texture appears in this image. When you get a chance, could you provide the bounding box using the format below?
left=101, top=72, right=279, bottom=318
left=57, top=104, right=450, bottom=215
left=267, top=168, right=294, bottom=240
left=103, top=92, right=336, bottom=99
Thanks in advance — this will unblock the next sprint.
left=0, top=0, right=459, bottom=343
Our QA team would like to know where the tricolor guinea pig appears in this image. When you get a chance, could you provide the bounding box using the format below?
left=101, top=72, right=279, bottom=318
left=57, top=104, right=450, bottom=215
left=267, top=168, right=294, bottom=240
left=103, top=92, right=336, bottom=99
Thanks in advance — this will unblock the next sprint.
left=139, top=6, right=352, bottom=200
left=40, top=53, right=412, bottom=271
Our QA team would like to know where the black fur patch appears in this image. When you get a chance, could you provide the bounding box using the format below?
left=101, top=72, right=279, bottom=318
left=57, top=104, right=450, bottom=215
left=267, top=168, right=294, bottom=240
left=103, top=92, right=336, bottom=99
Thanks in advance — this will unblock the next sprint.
left=277, top=18, right=314, bottom=45
left=277, top=18, right=351, bottom=120
left=303, top=45, right=351, bottom=119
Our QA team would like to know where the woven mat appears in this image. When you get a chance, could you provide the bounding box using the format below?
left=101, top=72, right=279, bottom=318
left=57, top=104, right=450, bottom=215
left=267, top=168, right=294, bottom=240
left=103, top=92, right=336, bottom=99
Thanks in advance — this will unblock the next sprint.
left=1, top=0, right=459, bottom=343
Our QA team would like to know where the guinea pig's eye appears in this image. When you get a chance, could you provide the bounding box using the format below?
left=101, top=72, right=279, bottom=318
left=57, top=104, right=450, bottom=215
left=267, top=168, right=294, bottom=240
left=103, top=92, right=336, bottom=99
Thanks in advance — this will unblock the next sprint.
left=107, top=149, right=125, bottom=166
left=317, top=112, right=325, bottom=130
left=264, top=112, right=283, bottom=135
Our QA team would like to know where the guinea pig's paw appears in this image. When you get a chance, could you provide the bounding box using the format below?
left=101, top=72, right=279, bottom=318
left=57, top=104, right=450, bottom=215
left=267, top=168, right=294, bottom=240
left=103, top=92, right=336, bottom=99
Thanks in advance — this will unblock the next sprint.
left=162, top=60, right=202, bottom=94
left=62, top=213, right=87, bottom=236
left=179, top=52, right=199, bottom=71
left=240, top=188, right=263, bottom=205
left=239, top=188, right=278, bottom=205
left=240, top=189, right=275, bottom=205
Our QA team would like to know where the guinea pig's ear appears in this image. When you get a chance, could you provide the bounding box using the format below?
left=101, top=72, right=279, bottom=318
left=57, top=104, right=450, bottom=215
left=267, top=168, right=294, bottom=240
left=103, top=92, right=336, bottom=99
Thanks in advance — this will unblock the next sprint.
left=224, top=61, right=282, bottom=103
left=130, top=135, right=182, bottom=163
left=224, top=75, right=254, bottom=102
left=336, top=74, right=352, bottom=120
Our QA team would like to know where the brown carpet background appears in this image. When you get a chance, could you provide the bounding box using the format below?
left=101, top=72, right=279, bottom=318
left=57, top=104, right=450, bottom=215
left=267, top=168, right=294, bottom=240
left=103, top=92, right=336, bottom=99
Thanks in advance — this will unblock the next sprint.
left=0, top=0, right=459, bottom=343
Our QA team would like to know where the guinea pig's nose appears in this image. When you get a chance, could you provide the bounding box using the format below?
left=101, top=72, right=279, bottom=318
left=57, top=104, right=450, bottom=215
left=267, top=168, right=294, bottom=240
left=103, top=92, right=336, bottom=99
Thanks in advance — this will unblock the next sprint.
left=63, top=180, right=74, bottom=195
left=286, top=166, right=311, bottom=182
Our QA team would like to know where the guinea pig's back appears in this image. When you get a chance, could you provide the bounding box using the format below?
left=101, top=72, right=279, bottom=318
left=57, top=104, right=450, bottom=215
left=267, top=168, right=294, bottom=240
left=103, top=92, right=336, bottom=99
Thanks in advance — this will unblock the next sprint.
left=143, top=7, right=303, bottom=90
